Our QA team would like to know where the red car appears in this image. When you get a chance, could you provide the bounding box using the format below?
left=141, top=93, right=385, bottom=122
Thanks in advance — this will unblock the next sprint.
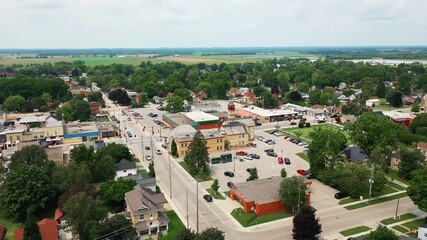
left=277, top=157, right=284, bottom=164
left=284, top=136, right=290, bottom=140
left=236, top=151, right=246, bottom=156
left=297, top=169, right=307, bottom=176
left=287, top=137, right=294, bottom=141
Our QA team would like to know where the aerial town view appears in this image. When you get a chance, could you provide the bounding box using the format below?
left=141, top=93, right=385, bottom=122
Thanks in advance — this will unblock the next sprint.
left=1, top=1, right=427, bottom=240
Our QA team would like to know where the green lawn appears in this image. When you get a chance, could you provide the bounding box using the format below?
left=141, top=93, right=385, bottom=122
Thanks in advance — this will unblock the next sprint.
left=138, top=168, right=148, bottom=175
left=340, top=226, right=371, bottom=237
left=296, top=152, right=309, bottom=163
left=283, top=124, right=349, bottom=142
left=386, top=171, right=410, bottom=185
left=386, top=180, right=407, bottom=191
left=339, top=184, right=398, bottom=205
left=206, top=188, right=225, bottom=200
left=402, top=218, right=427, bottom=230
left=392, top=225, right=409, bottom=233
left=0, top=215, right=23, bottom=240
left=160, top=210, right=186, bottom=240
left=380, top=213, right=417, bottom=225
left=373, top=104, right=411, bottom=111
left=178, top=162, right=212, bottom=182
left=345, top=192, right=407, bottom=210
left=339, top=197, right=360, bottom=205
left=224, top=191, right=231, bottom=198
left=230, top=208, right=294, bottom=227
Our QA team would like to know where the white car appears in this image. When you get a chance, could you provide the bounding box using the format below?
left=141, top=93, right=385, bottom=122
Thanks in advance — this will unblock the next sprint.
left=274, top=132, right=284, bottom=136
left=243, top=155, right=253, bottom=160
left=155, top=149, right=162, bottom=155
left=257, top=136, right=265, bottom=141
left=145, top=155, right=153, bottom=161
left=136, top=116, right=144, bottom=119
left=298, top=141, right=307, bottom=146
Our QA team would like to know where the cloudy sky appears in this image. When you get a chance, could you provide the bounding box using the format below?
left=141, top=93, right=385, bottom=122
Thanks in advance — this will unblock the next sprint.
left=0, top=0, right=426, bottom=48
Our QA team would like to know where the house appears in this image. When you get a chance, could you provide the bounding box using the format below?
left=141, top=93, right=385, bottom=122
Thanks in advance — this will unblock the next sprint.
left=380, top=110, right=414, bottom=126
left=116, top=158, right=138, bottom=180
left=338, top=95, right=348, bottom=101
left=301, top=93, right=309, bottom=99
left=418, top=224, right=427, bottom=240
left=387, top=152, right=401, bottom=171
left=417, top=142, right=427, bottom=161
left=89, top=102, right=102, bottom=115
left=348, top=94, right=357, bottom=101
left=403, top=96, right=417, bottom=105
left=69, top=89, right=91, bottom=96
left=122, top=173, right=157, bottom=192
left=230, top=176, right=312, bottom=215
left=366, top=99, right=381, bottom=107
left=239, top=87, right=250, bottom=95
left=311, top=104, right=327, bottom=111
left=338, top=82, right=347, bottom=90
left=340, top=147, right=369, bottom=164
left=195, top=91, right=208, bottom=100
left=0, top=226, right=6, bottom=240
left=152, top=96, right=163, bottom=104
left=124, top=185, right=169, bottom=239
left=384, top=81, right=393, bottom=88
left=227, top=87, right=242, bottom=97
left=14, top=218, right=58, bottom=240
left=242, top=91, right=257, bottom=105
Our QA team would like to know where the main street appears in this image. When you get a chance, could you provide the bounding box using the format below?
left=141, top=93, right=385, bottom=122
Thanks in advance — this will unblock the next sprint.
left=107, top=101, right=424, bottom=240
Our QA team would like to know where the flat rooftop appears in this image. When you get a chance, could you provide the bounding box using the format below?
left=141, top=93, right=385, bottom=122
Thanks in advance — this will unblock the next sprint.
left=96, top=122, right=119, bottom=132
left=243, top=106, right=294, bottom=117
left=163, top=113, right=194, bottom=126
left=232, top=176, right=283, bottom=204
left=183, top=111, right=218, bottom=122
left=64, top=122, right=98, bottom=134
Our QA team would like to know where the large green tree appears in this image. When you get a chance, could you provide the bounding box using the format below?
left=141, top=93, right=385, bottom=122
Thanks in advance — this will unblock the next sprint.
left=186, top=131, right=210, bottom=174
left=399, top=150, right=425, bottom=180
left=308, top=128, right=347, bottom=173
left=23, top=213, right=42, bottom=240
left=95, top=214, right=136, bottom=240
left=96, top=143, right=132, bottom=163
left=407, top=167, right=427, bottom=212
left=9, top=145, right=50, bottom=171
left=73, top=100, right=91, bottom=121
left=197, top=227, right=225, bottom=240
left=99, top=179, right=137, bottom=206
left=292, top=206, right=322, bottom=240
left=279, top=176, right=306, bottom=212
left=246, top=168, right=259, bottom=181
left=4, top=95, right=26, bottom=112
left=55, top=102, right=74, bottom=122
left=52, top=162, right=92, bottom=193
left=365, top=226, right=398, bottom=240
left=165, top=95, right=185, bottom=113
left=62, top=192, right=107, bottom=240
left=171, top=139, right=178, bottom=157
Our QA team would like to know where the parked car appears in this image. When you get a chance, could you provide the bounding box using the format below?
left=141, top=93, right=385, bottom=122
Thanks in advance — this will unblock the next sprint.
left=227, top=181, right=234, bottom=188
left=297, top=169, right=307, bottom=176
left=145, top=155, right=153, bottom=161
left=294, top=140, right=302, bottom=144
left=264, top=148, right=274, bottom=152
left=145, top=146, right=150, bottom=150
left=224, top=171, right=235, bottom=177
left=287, top=137, right=294, bottom=141
left=274, top=132, right=284, bottom=137
left=278, top=157, right=284, bottom=164
left=148, top=113, right=154, bottom=116
left=298, top=141, right=307, bottom=146
left=284, top=157, right=291, bottom=165
left=203, top=194, right=213, bottom=202
left=249, top=154, right=260, bottom=159
left=244, top=155, right=253, bottom=160
left=267, top=151, right=278, bottom=157
left=306, top=173, right=315, bottom=179
left=334, top=192, right=349, bottom=199
left=137, top=116, right=144, bottom=119
left=249, top=143, right=257, bottom=148
left=110, top=206, right=124, bottom=214
left=257, top=136, right=265, bottom=141
left=267, top=140, right=276, bottom=145
left=290, top=122, right=297, bottom=125
left=284, top=136, right=291, bottom=140
left=155, top=149, right=162, bottom=155
left=236, top=151, right=246, bottom=156
left=127, top=131, right=133, bottom=137
left=270, top=130, right=277, bottom=135
left=151, top=113, right=158, bottom=117
left=255, top=122, right=262, bottom=126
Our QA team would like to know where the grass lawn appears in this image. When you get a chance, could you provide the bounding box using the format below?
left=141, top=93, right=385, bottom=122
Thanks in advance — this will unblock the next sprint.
left=340, top=226, right=371, bottom=237
left=373, top=105, right=410, bottom=111
left=402, top=218, right=427, bottom=230
left=339, top=185, right=398, bottom=205
left=0, top=215, right=23, bottom=240
left=392, top=225, right=409, bottom=233
left=282, top=124, right=349, bottom=142
left=160, top=210, right=185, bottom=240
left=206, top=188, right=225, bottom=200
left=380, top=213, right=417, bottom=225
left=230, top=208, right=294, bottom=227
left=138, top=168, right=148, bottom=175
left=296, top=152, right=309, bottom=163
left=386, top=171, right=410, bottom=185
left=386, top=180, right=407, bottom=191
left=339, top=197, right=360, bottom=205
left=224, top=191, right=231, bottom=198
left=345, top=192, right=407, bottom=210
left=179, top=162, right=212, bottom=182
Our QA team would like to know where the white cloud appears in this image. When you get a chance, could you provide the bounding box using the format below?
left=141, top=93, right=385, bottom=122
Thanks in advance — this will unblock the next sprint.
left=0, top=0, right=426, bottom=48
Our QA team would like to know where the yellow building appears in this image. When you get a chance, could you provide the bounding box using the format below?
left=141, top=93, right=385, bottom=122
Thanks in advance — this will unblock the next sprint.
left=222, top=121, right=250, bottom=148
left=388, top=152, right=401, bottom=171
left=124, top=185, right=169, bottom=239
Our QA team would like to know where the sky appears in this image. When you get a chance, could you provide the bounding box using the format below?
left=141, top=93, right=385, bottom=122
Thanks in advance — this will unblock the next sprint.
left=0, top=0, right=426, bottom=48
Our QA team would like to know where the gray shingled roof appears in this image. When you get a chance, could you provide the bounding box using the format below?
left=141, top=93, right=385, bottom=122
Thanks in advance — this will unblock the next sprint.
left=116, top=158, right=137, bottom=171
left=339, top=147, right=369, bottom=164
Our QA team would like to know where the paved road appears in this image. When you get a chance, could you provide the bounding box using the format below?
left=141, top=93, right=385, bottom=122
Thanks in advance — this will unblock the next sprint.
left=110, top=103, right=424, bottom=240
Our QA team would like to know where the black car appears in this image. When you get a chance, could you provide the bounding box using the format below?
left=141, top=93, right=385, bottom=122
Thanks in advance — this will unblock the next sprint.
left=334, top=192, right=349, bottom=199
left=227, top=181, right=234, bottom=188
left=284, top=157, right=291, bottom=165
left=250, top=154, right=260, bottom=159
left=290, top=122, right=297, bottom=125
left=148, top=113, right=153, bottom=116
left=203, top=194, right=213, bottom=202
left=267, top=151, right=278, bottom=157
left=224, top=171, right=235, bottom=177
left=151, top=113, right=158, bottom=117
left=249, top=143, right=257, bottom=148
left=110, top=206, right=124, bottom=214
left=145, top=146, right=150, bottom=150
left=264, top=148, right=274, bottom=152
left=306, top=173, right=316, bottom=179
left=255, top=122, right=262, bottom=126
left=294, top=140, right=302, bottom=144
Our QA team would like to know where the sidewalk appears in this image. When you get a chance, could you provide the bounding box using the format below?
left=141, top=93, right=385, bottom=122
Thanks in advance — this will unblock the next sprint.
left=340, top=190, right=407, bottom=209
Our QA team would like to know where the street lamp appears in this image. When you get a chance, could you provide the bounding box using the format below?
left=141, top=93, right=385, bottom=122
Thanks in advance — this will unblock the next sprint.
left=368, top=178, right=374, bottom=204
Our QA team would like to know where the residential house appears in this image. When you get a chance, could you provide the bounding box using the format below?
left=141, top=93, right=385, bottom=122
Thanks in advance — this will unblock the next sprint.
left=227, top=87, right=242, bottom=97
left=69, top=89, right=91, bottom=96
left=195, top=91, right=208, bottom=100
left=366, top=99, right=381, bottom=107
left=339, top=146, right=369, bottom=165
left=418, top=224, right=427, bottom=240
left=122, top=173, right=157, bottom=192
left=152, top=96, right=163, bottom=104
left=239, top=87, right=250, bottom=95
left=116, top=158, right=138, bottom=180
left=242, top=91, right=257, bottom=105
left=301, top=93, right=309, bottom=100
left=387, top=152, right=401, bottom=171
left=338, top=95, right=348, bottom=101
left=89, top=102, right=102, bottom=115
left=124, top=185, right=169, bottom=239
left=403, top=96, right=417, bottom=106
left=384, top=81, right=393, bottom=88
left=14, top=218, right=58, bottom=240
left=338, top=82, right=347, bottom=90
left=348, top=94, right=357, bottom=101
left=417, top=142, right=427, bottom=162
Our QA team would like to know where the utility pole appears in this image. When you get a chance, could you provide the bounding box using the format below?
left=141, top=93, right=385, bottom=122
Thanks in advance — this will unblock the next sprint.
left=368, top=167, right=374, bottom=205
left=186, top=189, right=189, bottom=228
left=141, top=134, right=144, bottom=160
left=234, top=144, right=237, bottom=172
left=196, top=181, right=199, bottom=234
left=394, top=197, right=400, bottom=219
left=169, top=153, right=172, bottom=198
left=151, top=126, right=154, bottom=157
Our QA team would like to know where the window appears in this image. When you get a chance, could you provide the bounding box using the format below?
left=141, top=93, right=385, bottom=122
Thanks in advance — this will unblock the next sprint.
left=139, top=215, right=144, bottom=220
left=216, top=146, right=219, bottom=150
left=181, top=144, right=184, bottom=147
left=17, top=136, right=20, bottom=141
left=124, top=170, right=127, bottom=173
left=34, top=135, right=38, bottom=139
left=40, top=135, right=44, bottom=138
left=220, top=139, right=222, bottom=143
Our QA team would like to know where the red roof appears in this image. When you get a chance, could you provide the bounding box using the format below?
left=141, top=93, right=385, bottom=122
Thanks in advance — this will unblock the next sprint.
left=38, top=218, right=58, bottom=240
left=311, top=104, right=326, bottom=109
left=417, top=142, right=427, bottom=149
left=235, top=109, right=253, bottom=118
left=403, top=97, right=416, bottom=104
left=54, top=208, right=63, bottom=221
left=166, top=92, right=174, bottom=97
left=13, top=228, right=23, bottom=240
left=244, top=91, right=256, bottom=98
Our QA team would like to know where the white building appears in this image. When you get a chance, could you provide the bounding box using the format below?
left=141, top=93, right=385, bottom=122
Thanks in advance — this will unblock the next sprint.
left=419, top=224, right=427, bottom=240
left=115, top=158, right=138, bottom=180
left=366, top=99, right=381, bottom=107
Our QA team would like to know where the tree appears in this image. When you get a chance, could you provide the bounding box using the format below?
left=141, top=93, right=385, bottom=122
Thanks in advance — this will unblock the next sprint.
left=369, top=146, right=388, bottom=172
left=197, top=227, right=225, bottom=240
left=30, top=97, right=47, bottom=110
left=165, top=95, right=185, bottom=113
left=139, top=91, right=149, bottom=105
left=175, top=228, right=197, bottom=240
left=409, top=113, right=427, bottom=134
left=281, top=168, right=287, bottom=178
left=211, top=179, right=220, bottom=192
left=0, top=165, right=55, bottom=220
left=73, top=100, right=91, bottom=121
left=148, top=162, right=156, bottom=178
left=399, top=150, right=425, bottom=180
left=174, top=88, right=193, bottom=101
left=52, top=162, right=92, bottom=193
left=279, top=176, right=306, bottom=212
left=108, top=89, right=131, bottom=105
left=247, top=168, right=259, bottom=181
left=412, top=104, right=420, bottom=112
left=87, top=91, right=103, bottom=102
left=186, top=131, right=210, bottom=174
left=96, top=143, right=132, bottom=163
left=23, top=213, right=42, bottom=240
left=9, top=145, right=49, bottom=171
left=171, top=139, right=178, bottom=157
left=376, top=80, right=386, bottom=98
left=292, top=206, right=321, bottom=240
left=58, top=185, right=96, bottom=210
left=62, top=192, right=107, bottom=240
left=347, top=112, right=399, bottom=154
left=91, top=155, right=116, bottom=183
left=288, top=91, right=302, bottom=103
left=407, top=167, right=427, bottom=212
left=365, top=226, right=398, bottom=240
left=4, top=95, right=25, bottom=112
left=41, top=92, right=53, bottom=103
left=296, top=82, right=310, bottom=93
left=385, top=89, right=402, bottom=107
left=55, top=102, right=74, bottom=122
left=99, top=179, right=137, bottom=206
left=95, top=214, right=136, bottom=240
left=308, top=128, right=347, bottom=174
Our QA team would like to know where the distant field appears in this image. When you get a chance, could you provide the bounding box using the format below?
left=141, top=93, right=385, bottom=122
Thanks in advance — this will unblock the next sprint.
left=0, top=52, right=318, bottom=66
